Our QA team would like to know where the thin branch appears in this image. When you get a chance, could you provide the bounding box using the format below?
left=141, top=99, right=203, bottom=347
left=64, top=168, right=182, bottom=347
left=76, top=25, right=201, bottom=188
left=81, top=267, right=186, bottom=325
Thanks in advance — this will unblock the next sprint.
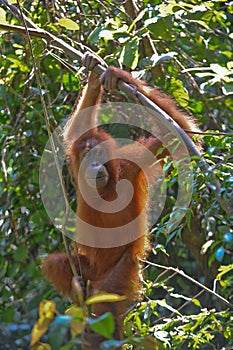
left=183, top=129, right=233, bottom=136
left=143, top=260, right=233, bottom=310
left=152, top=289, right=205, bottom=325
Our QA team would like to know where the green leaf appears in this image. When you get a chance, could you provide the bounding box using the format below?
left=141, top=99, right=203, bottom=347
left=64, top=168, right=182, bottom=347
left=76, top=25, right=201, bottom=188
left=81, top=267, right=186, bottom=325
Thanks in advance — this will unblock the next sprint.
left=222, top=83, right=233, bottom=96
left=13, top=246, right=29, bottom=261
left=1, top=305, right=14, bottom=322
left=58, top=18, right=79, bottom=31
left=48, top=316, right=71, bottom=349
left=88, top=26, right=103, bottom=45
left=145, top=15, right=173, bottom=40
left=88, top=312, right=115, bottom=339
left=169, top=77, right=190, bottom=108
left=119, top=37, right=139, bottom=69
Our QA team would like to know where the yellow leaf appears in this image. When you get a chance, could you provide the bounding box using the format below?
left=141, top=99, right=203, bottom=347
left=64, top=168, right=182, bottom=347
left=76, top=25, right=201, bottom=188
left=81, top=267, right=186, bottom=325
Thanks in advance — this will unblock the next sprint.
left=30, top=301, right=57, bottom=346
left=192, top=298, right=201, bottom=307
left=58, top=18, right=79, bottom=31
left=70, top=318, right=84, bottom=337
left=39, top=300, right=56, bottom=319
left=31, top=343, right=51, bottom=350
left=31, top=319, right=51, bottom=346
left=66, top=305, right=85, bottom=337
left=86, top=292, right=126, bottom=305
left=66, top=305, right=84, bottom=317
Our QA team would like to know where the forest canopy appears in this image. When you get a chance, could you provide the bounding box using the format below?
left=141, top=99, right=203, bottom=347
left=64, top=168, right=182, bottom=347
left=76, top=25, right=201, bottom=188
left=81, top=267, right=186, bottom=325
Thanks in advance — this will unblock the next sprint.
left=0, top=1, right=233, bottom=349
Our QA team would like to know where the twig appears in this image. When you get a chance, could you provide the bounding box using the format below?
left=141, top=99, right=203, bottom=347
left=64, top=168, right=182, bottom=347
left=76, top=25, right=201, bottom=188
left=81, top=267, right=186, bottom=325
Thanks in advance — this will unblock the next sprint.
left=143, top=260, right=233, bottom=310
left=183, top=129, right=233, bottom=136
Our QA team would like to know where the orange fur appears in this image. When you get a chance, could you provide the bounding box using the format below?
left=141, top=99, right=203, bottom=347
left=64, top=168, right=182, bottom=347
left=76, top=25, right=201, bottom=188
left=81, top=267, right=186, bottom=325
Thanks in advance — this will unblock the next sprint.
left=42, top=63, right=200, bottom=349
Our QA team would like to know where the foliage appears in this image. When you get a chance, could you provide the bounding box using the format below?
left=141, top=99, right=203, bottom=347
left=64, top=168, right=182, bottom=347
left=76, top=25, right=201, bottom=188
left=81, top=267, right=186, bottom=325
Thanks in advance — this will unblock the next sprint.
left=0, top=0, right=233, bottom=349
